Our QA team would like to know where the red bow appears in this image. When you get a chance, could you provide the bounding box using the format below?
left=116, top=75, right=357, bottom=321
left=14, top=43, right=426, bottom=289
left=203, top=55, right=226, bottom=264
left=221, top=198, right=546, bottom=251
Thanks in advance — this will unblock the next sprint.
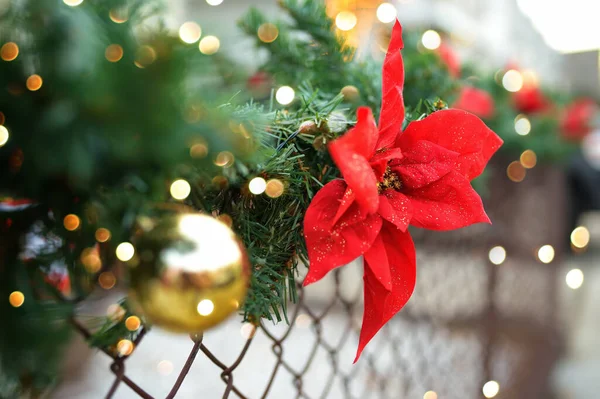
left=302, top=20, right=503, bottom=362
left=453, top=86, right=495, bottom=119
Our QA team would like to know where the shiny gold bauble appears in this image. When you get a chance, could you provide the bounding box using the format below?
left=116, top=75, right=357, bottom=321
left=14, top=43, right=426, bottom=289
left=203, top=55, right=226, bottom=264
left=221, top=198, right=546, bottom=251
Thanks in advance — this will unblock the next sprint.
left=128, top=212, right=250, bottom=333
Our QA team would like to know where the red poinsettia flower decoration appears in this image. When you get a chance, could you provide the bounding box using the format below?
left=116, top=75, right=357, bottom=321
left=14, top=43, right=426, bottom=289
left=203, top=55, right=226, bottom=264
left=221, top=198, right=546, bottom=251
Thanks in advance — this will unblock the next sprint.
left=303, top=20, right=503, bottom=362
left=561, top=98, right=598, bottom=141
left=453, top=86, right=495, bottom=119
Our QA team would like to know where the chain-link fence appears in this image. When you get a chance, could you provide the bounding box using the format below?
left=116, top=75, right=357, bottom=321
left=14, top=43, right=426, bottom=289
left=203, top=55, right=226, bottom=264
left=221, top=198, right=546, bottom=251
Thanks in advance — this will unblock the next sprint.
left=68, top=160, right=564, bottom=399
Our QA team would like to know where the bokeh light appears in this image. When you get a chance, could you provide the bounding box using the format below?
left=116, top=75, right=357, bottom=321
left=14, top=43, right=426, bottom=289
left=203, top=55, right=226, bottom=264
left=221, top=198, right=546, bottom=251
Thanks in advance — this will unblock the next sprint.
left=520, top=149, right=537, bottom=168
left=258, top=23, right=279, bottom=43
left=206, top=0, right=223, bottom=5
left=265, top=179, right=285, bottom=198
left=135, top=45, right=157, bottom=67
left=190, top=142, right=208, bottom=158
left=249, top=177, right=267, bottom=195
left=63, top=214, right=81, bottom=231
left=26, top=74, right=43, bottom=91
left=335, top=11, right=357, bottom=31
left=423, top=391, right=438, bottom=399
left=116, top=242, right=135, bottom=261
left=98, top=271, right=116, bottom=289
left=95, top=227, right=111, bottom=243
left=376, top=3, right=397, bottom=23
left=240, top=322, right=256, bottom=339
left=157, top=360, right=174, bottom=375
left=63, top=0, right=83, bottom=6
left=502, top=69, right=523, bottom=92
left=276, top=86, right=295, bottom=105
left=514, top=115, right=531, bottom=135
left=197, top=299, right=215, bottom=316
left=537, top=245, right=555, bottom=264
left=107, top=304, right=125, bottom=321
left=9, top=291, right=24, bottom=307
left=507, top=161, right=526, bottom=182
left=81, top=247, right=102, bottom=273
left=0, top=125, right=9, bottom=147
left=422, top=30, right=441, bottom=50
left=179, top=22, right=202, bottom=44
left=199, top=36, right=220, bottom=55
left=566, top=268, right=584, bottom=289
left=170, top=179, right=191, bottom=200
left=109, top=8, right=128, bottom=23
left=341, top=85, right=360, bottom=101
left=105, top=44, right=124, bottom=62
left=214, top=151, right=234, bottom=167
left=125, top=316, right=141, bottom=331
left=571, top=226, right=590, bottom=249
left=482, top=381, right=500, bottom=398
left=488, top=246, right=506, bottom=265
left=1, top=42, right=19, bottom=61
left=117, top=339, right=134, bottom=356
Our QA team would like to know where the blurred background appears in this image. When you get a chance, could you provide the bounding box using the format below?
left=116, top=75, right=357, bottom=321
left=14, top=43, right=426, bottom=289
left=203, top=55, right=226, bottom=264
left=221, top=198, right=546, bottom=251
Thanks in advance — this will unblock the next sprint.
left=2, top=0, right=600, bottom=398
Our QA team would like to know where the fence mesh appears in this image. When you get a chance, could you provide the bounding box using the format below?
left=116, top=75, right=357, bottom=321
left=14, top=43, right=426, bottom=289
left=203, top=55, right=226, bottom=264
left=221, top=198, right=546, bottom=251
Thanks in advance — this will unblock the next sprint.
left=70, top=162, right=564, bottom=399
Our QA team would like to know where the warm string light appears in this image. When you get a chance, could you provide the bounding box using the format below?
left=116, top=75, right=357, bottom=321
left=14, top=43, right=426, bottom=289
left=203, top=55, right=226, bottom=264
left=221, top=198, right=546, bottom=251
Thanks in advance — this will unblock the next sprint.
left=117, top=339, right=134, bottom=356
left=566, top=268, right=584, bottom=289
left=240, top=322, right=256, bottom=339
left=421, top=30, right=441, bottom=50
left=135, top=46, right=157, bottom=68
left=206, top=0, right=223, bottom=5
left=520, top=149, right=537, bottom=168
left=0, top=125, right=9, bottom=147
left=197, top=299, right=214, bottom=316
left=170, top=179, right=191, bottom=200
left=506, top=161, right=526, bottom=182
left=482, top=381, right=500, bottom=398
left=570, top=226, right=590, bottom=249
left=190, top=142, right=208, bottom=158
left=214, top=151, right=234, bottom=167
left=376, top=3, right=397, bottom=23
left=9, top=291, right=24, bottom=307
left=502, top=69, right=523, bottom=92
left=537, top=244, right=555, bottom=264
left=63, top=0, right=83, bottom=6
left=335, top=11, right=357, bottom=31
left=249, top=177, right=267, bottom=195
left=116, top=242, right=135, bottom=261
left=179, top=22, right=202, bottom=44
left=109, top=8, right=128, bottom=23
left=125, top=316, right=141, bottom=331
left=81, top=247, right=102, bottom=273
left=257, top=23, right=279, bottom=43
left=105, top=44, right=124, bottom=62
left=63, top=214, right=81, bottom=231
left=95, top=227, right=111, bottom=242
left=26, top=74, right=43, bottom=91
left=1, top=42, right=19, bottom=61
left=276, top=86, right=295, bottom=105
left=514, top=115, right=531, bottom=135
left=423, top=391, right=438, bottom=399
left=199, top=36, right=220, bottom=55
left=488, top=246, right=506, bottom=265
left=98, top=271, right=116, bottom=289
left=265, top=179, right=285, bottom=198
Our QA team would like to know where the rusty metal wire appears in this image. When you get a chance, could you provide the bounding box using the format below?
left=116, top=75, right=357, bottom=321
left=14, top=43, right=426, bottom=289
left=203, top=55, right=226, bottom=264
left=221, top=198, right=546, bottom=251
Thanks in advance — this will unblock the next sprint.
left=71, top=162, right=564, bottom=399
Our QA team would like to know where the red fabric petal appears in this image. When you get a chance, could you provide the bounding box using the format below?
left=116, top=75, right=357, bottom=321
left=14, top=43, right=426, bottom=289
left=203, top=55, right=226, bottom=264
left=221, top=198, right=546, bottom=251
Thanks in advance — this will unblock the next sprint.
left=355, top=224, right=416, bottom=362
left=331, top=186, right=356, bottom=227
left=377, top=20, right=405, bottom=150
left=453, top=86, right=495, bottom=119
left=369, top=148, right=404, bottom=180
left=405, top=170, right=490, bottom=231
left=392, top=140, right=459, bottom=190
left=396, top=109, right=503, bottom=181
left=329, top=108, right=380, bottom=214
left=363, top=235, right=391, bottom=291
left=304, top=180, right=383, bottom=286
left=378, top=190, right=411, bottom=231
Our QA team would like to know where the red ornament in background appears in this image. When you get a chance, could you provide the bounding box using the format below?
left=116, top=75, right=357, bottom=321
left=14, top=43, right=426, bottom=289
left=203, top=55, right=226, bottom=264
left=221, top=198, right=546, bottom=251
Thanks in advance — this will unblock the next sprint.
left=453, top=86, right=495, bottom=119
left=437, top=42, right=461, bottom=78
left=303, top=20, right=502, bottom=362
left=247, top=71, right=273, bottom=97
left=513, top=84, right=550, bottom=114
left=561, top=98, right=598, bottom=141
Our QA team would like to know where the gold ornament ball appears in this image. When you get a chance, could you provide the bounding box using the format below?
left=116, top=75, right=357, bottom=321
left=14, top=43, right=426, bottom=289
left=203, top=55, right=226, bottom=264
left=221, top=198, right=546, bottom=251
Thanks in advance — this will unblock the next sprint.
left=128, top=212, right=250, bottom=333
